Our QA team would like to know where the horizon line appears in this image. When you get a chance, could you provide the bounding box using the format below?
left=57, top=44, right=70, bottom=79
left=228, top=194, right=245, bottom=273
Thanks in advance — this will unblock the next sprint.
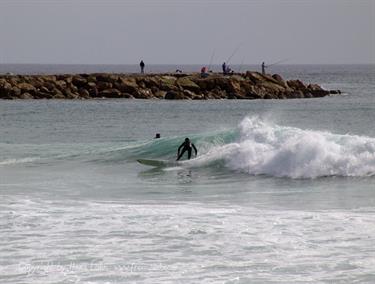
left=0, top=62, right=374, bottom=66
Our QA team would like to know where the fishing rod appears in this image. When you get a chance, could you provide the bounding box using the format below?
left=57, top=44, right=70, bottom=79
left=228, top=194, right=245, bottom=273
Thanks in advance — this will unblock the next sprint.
left=266, top=58, right=290, bottom=68
left=238, top=57, right=246, bottom=73
left=208, top=49, right=216, bottom=72
left=226, top=43, right=243, bottom=65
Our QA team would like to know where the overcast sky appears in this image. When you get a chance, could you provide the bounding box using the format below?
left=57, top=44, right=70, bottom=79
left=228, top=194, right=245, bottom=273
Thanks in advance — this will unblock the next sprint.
left=0, top=0, right=374, bottom=64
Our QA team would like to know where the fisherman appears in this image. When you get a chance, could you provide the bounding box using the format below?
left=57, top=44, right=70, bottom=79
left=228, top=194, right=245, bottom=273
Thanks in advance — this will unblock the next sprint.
left=261, top=62, right=267, bottom=75
left=200, top=66, right=208, bottom=78
left=222, top=62, right=227, bottom=74
left=226, top=65, right=233, bottom=75
left=140, top=60, right=145, bottom=73
left=176, top=138, right=197, bottom=161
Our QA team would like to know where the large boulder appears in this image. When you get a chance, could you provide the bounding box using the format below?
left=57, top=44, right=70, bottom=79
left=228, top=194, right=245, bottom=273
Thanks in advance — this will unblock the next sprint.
left=19, top=92, right=34, bottom=99
left=64, top=76, right=73, bottom=84
left=154, top=90, right=167, bottom=99
left=258, top=80, right=286, bottom=94
left=41, top=81, right=57, bottom=91
left=272, top=74, right=287, bottom=88
left=55, top=80, right=67, bottom=91
left=10, top=86, right=22, bottom=98
left=99, top=88, right=122, bottom=98
left=28, top=77, right=44, bottom=89
left=34, top=91, right=53, bottom=99
left=263, top=93, right=275, bottom=99
left=164, top=91, right=185, bottom=100
left=286, top=90, right=304, bottom=99
left=87, top=82, right=96, bottom=89
left=287, top=80, right=306, bottom=91
left=138, top=77, right=159, bottom=89
left=78, top=88, right=90, bottom=99
left=307, top=84, right=323, bottom=91
left=177, top=77, right=201, bottom=92
left=72, top=76, right=87, bottom=88
left=182, top=89, right=197, bottom=99
left=227, top=80, right=242, bottom=94
left=210, top=88, right=227, bottom=99
left=329, top=90, right=341, bottom=95
left=159, top=76, right=178, bottom=91
left=51, top=88, right=64, bottom=98
left=0, top=79, right=13, bottom=98
left=133, top=89, right=153, bottom=99
left=310, top=89, right=329, bottom=97
left=96, top=74, right=118, bottom=83
left=194, top=77, right=218, bottom=90
left=246, top=92, right=261, bottom=99
left=118, top=78, right=139, bottom=94
left=245, top=88, right=262, bottom=99
left=39, top=86, right=50, bottom=93
left=202, top=92, right=217, bottom=99
left=88, top=86, right=99, bottom=97
left=96, top=81, right=113, bottom=90
left=205, top=77, right=243, bottom=95
left=245, top=71, right=264, bottom=84
left=63, top=88, right=80, bottom=99
left=53, top=93, right=66, bottom=99
left=17, top=82, right=37, bottom=95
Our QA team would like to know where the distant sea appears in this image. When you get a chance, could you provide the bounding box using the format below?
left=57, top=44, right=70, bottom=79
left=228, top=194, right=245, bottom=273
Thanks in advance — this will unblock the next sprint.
left=1, top=64, right=375, bottom=283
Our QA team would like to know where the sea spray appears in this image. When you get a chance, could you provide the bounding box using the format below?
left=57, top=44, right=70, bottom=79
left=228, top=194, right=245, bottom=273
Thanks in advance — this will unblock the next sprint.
left=222, top=116, right=375, bottom=178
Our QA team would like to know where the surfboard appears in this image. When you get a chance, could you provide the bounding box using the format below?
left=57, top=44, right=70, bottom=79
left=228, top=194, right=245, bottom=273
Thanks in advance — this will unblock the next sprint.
left=137, top=159, right=176, bottom=168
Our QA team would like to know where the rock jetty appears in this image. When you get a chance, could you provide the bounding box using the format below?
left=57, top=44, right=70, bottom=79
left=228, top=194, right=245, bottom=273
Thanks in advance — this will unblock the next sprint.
left=0, top=72, right=340, bottom=100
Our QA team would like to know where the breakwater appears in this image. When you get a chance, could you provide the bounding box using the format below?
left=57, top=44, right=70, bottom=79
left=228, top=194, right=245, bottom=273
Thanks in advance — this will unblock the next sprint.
left=0, top=72, right=340, bottom=100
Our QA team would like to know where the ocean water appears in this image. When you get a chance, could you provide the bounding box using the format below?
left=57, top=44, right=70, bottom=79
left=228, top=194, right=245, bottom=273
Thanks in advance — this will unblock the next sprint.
left=1, top=64, right=375, bottom=283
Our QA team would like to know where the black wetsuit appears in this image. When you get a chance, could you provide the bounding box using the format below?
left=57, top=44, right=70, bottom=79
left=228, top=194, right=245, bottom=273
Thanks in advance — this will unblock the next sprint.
left=177, top=141, right=197, bottom=161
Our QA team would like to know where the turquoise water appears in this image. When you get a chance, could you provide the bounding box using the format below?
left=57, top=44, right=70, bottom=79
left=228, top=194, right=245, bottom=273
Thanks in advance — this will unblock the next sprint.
left=1, top=65, right=375, bottom=283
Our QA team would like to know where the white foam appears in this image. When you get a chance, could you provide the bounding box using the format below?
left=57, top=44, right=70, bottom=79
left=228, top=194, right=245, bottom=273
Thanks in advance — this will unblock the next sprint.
left=0, top=157, right=39, bottom=166
left=2, top=197, right=375, bottom=283
left=201, top=116, right=375, bottom=178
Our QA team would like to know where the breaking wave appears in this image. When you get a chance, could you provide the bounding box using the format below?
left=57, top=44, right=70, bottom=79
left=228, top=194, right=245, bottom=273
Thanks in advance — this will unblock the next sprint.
left=195, top=116, right=375, bottom=178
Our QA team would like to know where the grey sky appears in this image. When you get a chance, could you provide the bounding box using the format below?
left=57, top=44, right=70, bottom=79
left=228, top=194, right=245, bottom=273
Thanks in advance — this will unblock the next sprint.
left=0, top=0, right=374, bottom=64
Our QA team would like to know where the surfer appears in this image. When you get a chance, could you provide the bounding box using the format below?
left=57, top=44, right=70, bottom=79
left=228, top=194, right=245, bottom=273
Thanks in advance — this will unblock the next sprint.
left=154, top=133, right=161, bottom=139
left=176, top=138, right=197, bottom=161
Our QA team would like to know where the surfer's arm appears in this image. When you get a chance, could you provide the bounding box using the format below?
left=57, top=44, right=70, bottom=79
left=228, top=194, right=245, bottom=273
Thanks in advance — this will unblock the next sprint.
left=192, top=144, right=197, bottom=156
left=177, top=143, right=184, bottom=156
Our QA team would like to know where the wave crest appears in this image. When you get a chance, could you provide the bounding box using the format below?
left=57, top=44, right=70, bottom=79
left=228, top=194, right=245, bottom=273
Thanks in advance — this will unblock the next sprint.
left=220, top=116, right=375, bottom=178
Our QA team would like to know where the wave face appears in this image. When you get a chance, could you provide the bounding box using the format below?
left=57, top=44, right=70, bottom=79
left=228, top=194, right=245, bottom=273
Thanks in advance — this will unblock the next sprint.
left=131, top=116, right=375, bottom=179
left=213, top=116, right=375, bottom=178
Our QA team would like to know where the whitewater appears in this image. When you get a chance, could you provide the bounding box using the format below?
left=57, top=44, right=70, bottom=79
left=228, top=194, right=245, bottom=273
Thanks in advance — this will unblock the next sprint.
left=1, top=64, right=375, bottom=283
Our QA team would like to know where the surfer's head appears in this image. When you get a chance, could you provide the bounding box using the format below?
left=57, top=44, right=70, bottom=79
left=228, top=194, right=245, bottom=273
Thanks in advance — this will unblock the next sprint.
left=185, top=138, right=190, bottom=142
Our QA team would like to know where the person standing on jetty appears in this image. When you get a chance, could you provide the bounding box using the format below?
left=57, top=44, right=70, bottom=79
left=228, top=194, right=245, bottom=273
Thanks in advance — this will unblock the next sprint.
left=261, top=62, right=267, bottom=75
left=176, top=138, right=197, bottom=161
left=140, top=60, right=145, bottom=73
left=222, top=62, right=227, bottom=74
